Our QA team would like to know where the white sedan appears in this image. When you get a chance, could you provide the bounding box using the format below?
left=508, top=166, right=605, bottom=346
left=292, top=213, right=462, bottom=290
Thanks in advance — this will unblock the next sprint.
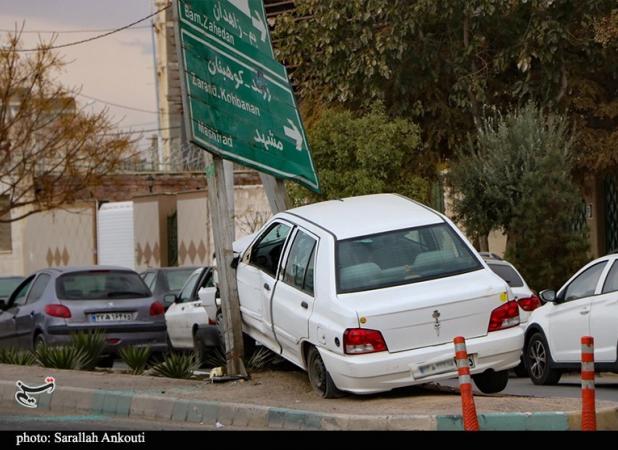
left=165, top=267, right=218, bottom=352
left=234, top=194, right=524, bottom=398
left=524, top=254, right=618, bottom=385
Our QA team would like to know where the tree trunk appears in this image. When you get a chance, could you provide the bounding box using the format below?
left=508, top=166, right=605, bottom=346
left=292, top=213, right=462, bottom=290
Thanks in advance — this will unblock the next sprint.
left=478, top=234, right=490, bottom=253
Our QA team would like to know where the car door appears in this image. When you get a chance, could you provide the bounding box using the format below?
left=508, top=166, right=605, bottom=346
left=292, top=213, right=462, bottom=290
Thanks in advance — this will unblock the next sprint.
left=15, top=273, right=51, bottom=348
left=271, top=229, right=318, bottom=366
left=549, top=261, right=607, bottom=362
left=183, top=269, right=213, bottom=335
left=236, top=221, right=293, bottom=347
left=166, top=270, right=200, bottom=349
left=590, top=259, right=618, bottom=362
left=0, top=276, right=34, bottom=347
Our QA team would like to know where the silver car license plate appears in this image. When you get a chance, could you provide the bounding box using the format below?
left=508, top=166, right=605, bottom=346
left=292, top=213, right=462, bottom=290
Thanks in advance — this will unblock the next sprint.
left=90, top=312, right=134, bottom=322
left=416, top=355, right=476, bottom=379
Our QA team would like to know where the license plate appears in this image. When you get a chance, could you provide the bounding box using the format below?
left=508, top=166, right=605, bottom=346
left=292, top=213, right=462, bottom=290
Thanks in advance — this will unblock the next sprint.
left=416, top=355, right=476, bottom=379
left=90, top=312, right=134, bottom=322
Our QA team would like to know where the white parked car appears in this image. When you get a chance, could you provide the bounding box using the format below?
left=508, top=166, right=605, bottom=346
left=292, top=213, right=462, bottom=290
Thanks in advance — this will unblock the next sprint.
left=524, top=254, right=618, bottom=385
left=481, top=253, right=541, bottom=376
left=164, top=267, right=218, bottom=353
left=233, top=194, right=524, bottom=398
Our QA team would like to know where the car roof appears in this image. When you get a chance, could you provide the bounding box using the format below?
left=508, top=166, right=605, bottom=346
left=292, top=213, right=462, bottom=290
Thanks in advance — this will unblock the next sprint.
left=284, top=194, right=444, bottom=240
left=45, top=266, right=139, bottom=274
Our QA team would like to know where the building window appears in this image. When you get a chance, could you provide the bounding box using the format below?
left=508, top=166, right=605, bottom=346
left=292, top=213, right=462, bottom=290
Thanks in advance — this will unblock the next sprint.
left=0, top=196, right=11, bottom=252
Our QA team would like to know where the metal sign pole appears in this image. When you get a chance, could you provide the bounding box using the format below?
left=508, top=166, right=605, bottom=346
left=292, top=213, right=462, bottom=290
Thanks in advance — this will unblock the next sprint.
left=172, top=0, right=246, bottom=377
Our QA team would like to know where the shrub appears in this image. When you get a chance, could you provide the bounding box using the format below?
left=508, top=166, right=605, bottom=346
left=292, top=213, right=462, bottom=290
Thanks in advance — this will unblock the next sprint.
left=151, top=352, right=200, bottom=379
left=0, top=348, right=36, bottom=366
left=70, top=330, right=105, bottom=370
left=35, top=345, right=84, bottom=370
left=119, top=346, right=151, bottom=375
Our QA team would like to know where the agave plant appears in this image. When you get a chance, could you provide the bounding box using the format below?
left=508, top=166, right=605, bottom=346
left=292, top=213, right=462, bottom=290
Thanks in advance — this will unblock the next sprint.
left=119, top=346, right=151, bottom=375
left=0, top=347, right=37, bottom=366
left=35, top=345, right=84, bottom=370
left=245, top=346, right=278, bottom=371
left=70, top=330, right=105, bottom=370
left=151, top=352, right=200, bottom=379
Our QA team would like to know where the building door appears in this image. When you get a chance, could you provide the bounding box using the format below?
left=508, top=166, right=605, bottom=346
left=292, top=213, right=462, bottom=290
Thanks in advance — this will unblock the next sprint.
left=605, top=176, right=618, bottom=253
left=167, top=212, right=178, bottom=267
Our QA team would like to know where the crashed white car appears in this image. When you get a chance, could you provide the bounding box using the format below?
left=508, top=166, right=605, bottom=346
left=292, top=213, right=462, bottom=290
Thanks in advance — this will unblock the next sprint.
left=233, top=194, right=523, bottom=398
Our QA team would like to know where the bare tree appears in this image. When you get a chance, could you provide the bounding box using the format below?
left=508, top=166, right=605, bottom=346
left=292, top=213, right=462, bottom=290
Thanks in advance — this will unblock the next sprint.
left=0, top=31, right=136, bottom=223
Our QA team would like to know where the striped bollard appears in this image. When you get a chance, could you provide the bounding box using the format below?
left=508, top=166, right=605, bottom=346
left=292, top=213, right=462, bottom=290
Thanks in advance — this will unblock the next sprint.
left=454, top=336, right=479, bottom=431
left=581, top=336, right=596, bottom=431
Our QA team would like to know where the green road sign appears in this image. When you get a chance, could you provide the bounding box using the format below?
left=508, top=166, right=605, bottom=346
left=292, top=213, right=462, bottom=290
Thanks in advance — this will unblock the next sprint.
left=177, top=0, right=320, bottom=192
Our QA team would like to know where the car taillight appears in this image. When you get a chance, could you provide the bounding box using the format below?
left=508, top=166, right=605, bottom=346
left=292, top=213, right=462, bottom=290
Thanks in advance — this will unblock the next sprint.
left=343, top=328, right=388, bottom=355
left=517, top=294, right=542, bottom=312
left=150, top=302, right=165, bottom=316
left=488, top=301, right=520, bottom=332
left=44, top=304, right=71, bottom=318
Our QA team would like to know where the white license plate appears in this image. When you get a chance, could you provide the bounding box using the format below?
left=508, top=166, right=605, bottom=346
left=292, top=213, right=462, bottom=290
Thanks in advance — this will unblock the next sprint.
left=90, top=312, right=134, bottom=322
left=416, top=355, right=476, bottom=379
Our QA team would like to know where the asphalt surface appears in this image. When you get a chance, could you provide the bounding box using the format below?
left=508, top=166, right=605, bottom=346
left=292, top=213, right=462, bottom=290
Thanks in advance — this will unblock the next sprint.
left=438, top=373, right=618, bottom=403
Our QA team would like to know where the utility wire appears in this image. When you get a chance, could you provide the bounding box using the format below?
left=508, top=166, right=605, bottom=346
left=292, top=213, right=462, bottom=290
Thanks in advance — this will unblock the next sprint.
left=0, top=25, right=151, bottom=34
left=78, top=93, right=159, bottom=114
left=5, top=3, right=171, bottom=53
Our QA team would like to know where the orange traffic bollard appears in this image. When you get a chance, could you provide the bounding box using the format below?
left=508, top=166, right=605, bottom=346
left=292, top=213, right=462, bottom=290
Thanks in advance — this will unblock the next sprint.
left=454, top=336, right=479, bottom=431
left=581, top=336, right=596, bottom=431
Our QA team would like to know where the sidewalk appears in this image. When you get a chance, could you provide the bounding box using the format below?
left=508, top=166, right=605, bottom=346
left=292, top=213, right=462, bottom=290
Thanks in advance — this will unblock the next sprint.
left=1, top=364, right=617, bottom=430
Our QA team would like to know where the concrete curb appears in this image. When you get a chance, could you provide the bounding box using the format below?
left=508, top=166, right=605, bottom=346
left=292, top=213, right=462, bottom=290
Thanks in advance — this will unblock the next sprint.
left=1, top=380, right=617, bottom=430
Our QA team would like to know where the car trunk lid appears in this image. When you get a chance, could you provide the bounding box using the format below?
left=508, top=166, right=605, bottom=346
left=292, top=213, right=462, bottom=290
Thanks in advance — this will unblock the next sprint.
left=339, top=269, right=509, bottom=353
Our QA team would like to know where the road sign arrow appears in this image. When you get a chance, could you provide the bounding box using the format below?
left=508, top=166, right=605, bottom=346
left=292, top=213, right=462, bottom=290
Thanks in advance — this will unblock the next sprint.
left=251, top=12, right=267, bottom=43
left=284, top=120, right=303, bottom=151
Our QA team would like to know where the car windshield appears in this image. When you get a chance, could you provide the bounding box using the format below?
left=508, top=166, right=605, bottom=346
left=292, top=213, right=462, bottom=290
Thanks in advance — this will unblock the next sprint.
left=488, top=263, right=524, bottom=288
left=162, top=268, right=199, bottom=291
left=336, top=223, right=483, bottom=294
left=0, top=277, right=24, bottom=297
left=56, top=271, right=151, bottom=300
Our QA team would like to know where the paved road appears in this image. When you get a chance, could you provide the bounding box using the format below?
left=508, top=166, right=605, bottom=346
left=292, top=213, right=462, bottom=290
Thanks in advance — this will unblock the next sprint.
left=438, top=373, right=618, bottom=403
left=0, top=405, right=232, bottom=431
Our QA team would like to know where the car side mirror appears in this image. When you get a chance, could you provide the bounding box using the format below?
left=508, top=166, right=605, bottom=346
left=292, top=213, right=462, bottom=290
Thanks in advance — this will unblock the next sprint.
left=0, top=299, right=6, bottom=310
left=231, top=254, right=240, bottom=269
left=540, top=290, right=557, bottom=304
left=163, top=293, right=177, bottom=308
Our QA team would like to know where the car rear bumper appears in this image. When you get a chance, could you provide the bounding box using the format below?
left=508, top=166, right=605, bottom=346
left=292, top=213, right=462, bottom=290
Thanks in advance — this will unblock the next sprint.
left=45, top=323, right=168, bottom=353
left=319, top=326, right=524, bottom=394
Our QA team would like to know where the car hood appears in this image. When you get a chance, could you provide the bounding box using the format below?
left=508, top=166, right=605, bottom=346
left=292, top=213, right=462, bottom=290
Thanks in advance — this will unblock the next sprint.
left=233, top=232, right=258, bottom=254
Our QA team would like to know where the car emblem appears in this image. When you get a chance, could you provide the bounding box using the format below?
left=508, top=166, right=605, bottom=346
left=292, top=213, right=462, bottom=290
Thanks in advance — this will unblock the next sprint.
left=432, top=310, right=441, bottom=336
left=108, top=302, right=114, bottom=307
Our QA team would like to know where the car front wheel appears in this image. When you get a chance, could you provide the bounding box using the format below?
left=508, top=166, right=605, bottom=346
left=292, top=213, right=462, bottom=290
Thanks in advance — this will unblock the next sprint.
left=472, top=369, right=509, bottom=394
left=525, top=333, right=562, bottom=385
left=306, top=347, right=343, bottom=399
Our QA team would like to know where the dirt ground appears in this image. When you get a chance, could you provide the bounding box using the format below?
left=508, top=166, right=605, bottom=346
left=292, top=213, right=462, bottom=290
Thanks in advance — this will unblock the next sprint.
left=2, top=363, right=616, bottom=416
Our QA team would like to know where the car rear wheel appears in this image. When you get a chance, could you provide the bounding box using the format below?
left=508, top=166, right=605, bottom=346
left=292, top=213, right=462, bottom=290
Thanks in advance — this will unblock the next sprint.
left=472, top=370, right=509, bottom=394
left=33, top=332, right=46, bottom=350
left=525, top=333, right=562, bottom=385
left=306, top=347, right=343, bottom=399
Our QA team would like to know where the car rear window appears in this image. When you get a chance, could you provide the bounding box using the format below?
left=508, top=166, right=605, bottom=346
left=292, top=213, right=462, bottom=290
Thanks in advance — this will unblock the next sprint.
left=487, top=263, right=524, bottom=288
left=336, top=223, right=483, bottom=294
left=0, top=277, right=23, bottom=297
left=162, top=269, right=199, bottom=291
left=56, top=271, right=151, bottom=300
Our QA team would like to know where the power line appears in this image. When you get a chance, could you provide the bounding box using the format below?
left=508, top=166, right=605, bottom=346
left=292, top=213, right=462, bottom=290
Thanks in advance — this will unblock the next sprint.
left=0, top=25, right=151, bottom=34
left=78, top=93, right=159, bottom=114
left=4, top=3, right=171, bottom=53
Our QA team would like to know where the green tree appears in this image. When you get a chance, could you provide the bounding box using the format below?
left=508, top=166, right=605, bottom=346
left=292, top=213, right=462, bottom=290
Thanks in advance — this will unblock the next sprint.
left=448, top=103, right=589, bottom=289
left=274, top=0, right=617, bottom=173
left=288, top=105, right=430, bottom=205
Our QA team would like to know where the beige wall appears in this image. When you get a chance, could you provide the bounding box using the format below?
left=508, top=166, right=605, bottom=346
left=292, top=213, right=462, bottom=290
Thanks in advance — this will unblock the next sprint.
left=176, top=185, right=271, bottom=267
left=0, top=207, right=27, bottom=276
left=134, top=194, right=178, bottom=271
left=22, top=204, right=96, bottom=274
